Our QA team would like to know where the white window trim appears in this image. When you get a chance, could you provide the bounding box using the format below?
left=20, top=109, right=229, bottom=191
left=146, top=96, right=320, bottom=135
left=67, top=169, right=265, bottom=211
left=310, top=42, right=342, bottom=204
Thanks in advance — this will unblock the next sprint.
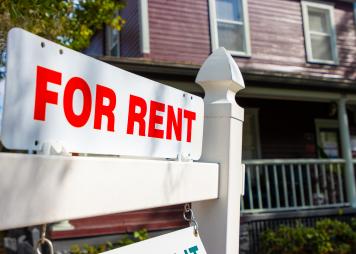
left=105, top=25, right=120, bottom=57
left=138, top=0, right=150, bottom=54
left=209, top=0, right=251, bottom=57
left=301, top=1, right=339, bottom=65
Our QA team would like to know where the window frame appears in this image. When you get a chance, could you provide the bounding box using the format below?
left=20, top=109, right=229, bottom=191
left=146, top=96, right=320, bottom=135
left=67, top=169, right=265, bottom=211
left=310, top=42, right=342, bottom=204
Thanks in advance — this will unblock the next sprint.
left=315, top=119, right=340, bottom=158
left=105, top=25, right=120, bottom=57
left=242, top=108, right=262, bottom=160
left=209, top=0, right=251, bottom=57
left=301, top=1, right=339, bottom=65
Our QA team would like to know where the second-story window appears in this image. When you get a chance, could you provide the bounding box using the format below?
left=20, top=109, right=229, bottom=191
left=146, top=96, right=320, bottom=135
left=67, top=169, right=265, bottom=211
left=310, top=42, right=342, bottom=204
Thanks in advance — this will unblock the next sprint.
left=301, top=1, right=338, bottom=64
left=210, top=0, right=251, bottom=56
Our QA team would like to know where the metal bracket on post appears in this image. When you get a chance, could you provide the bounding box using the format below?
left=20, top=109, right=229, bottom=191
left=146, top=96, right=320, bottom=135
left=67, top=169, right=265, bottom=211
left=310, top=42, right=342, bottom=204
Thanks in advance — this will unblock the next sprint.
left=36, top=141, right=75, bottom=232
left=192, top=47, right=245, bottom=254
left=38, top=141, right=70, bottom=156
left=177, top=152, right=193, bottom=163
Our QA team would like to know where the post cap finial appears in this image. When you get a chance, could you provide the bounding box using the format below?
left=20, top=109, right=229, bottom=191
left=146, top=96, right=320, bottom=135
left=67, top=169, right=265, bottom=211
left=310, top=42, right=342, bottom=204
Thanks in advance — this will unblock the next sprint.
left=196, top=47, right=245, bottom=95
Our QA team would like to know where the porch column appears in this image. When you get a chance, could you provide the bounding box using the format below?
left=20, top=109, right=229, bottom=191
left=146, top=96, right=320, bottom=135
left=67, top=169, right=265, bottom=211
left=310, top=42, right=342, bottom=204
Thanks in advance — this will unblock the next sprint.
left=338, top=97, right=356, bottom=207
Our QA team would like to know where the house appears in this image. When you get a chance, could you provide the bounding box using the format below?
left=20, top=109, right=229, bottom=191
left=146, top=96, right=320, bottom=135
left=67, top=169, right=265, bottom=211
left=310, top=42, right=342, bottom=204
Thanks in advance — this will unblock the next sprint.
left=13, top=0, right=356, bottom=253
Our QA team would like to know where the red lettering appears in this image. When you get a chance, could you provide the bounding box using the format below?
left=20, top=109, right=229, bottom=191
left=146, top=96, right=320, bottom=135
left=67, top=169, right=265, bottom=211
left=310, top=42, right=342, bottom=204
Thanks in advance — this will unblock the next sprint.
left=94, top=85, right=116, bottom=131
left=127, top=95, right=147, bottom=136
left=63, top=77, right=92, bottom=127
left=148, top=101, right=165, bottom=139
left=34, top=66, right=61, bottom=121
left=184, top=110, right=196, bottom=142
left=166, top=106, right=182, bottom=141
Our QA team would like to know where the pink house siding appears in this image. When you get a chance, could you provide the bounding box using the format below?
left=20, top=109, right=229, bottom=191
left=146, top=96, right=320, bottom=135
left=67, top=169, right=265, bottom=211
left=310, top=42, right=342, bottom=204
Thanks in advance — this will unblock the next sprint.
left=143, top=0, right=356, bottom=82
left=147, top=0, right=211, bottom=64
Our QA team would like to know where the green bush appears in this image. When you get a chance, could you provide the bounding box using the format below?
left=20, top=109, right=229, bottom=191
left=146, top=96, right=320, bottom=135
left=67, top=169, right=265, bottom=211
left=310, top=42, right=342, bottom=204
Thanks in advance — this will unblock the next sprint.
left=261, top=219, right=356, bottom=254
left=70, top=228, right=148, bottom=254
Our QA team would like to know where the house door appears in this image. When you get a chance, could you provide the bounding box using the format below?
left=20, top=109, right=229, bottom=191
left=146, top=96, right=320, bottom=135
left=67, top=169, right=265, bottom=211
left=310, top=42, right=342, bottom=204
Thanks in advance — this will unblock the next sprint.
left=315, top=119, right=340, bottom=158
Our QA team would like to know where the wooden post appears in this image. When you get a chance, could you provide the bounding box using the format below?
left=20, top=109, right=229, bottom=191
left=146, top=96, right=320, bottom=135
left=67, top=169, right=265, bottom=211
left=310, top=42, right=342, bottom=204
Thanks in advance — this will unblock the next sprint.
left=193, top=48, right=245, bottom=254
left=338, top=97, right=356, bottom=207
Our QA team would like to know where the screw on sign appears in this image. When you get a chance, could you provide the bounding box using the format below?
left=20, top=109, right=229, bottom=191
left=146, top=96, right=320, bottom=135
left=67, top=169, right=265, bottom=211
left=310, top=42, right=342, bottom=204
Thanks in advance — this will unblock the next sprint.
left=34, top=66, right=197, bottom=142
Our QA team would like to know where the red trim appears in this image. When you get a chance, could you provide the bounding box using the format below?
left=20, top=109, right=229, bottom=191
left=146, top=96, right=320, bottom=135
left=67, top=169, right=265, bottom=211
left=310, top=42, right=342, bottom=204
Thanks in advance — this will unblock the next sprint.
left=49, top=205, right=188, bottom=239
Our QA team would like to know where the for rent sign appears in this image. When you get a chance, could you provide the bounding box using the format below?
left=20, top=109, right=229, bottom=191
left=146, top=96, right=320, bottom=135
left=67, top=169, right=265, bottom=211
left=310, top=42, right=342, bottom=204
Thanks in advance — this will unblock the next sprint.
left=2, top=28, right=204, bottom=159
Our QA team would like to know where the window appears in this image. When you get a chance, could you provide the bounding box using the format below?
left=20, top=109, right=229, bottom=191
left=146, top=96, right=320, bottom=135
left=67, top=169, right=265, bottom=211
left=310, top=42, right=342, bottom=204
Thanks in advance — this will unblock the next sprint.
left=242, top=109, right=261, bottom=160
left=105, top=26, right=120, bottom=56
left=301, top=1, right=338, bottom=64
left=315, top=119, right=340, bottom=158
left=209, top=0, right=251, bottom=56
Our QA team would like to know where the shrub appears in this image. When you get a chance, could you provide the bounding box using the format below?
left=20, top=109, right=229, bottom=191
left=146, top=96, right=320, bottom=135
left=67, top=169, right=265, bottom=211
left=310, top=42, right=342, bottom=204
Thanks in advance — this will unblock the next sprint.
left=70, top=228, right=148, bottom=254
left=261, top=219, right=356, bottom=254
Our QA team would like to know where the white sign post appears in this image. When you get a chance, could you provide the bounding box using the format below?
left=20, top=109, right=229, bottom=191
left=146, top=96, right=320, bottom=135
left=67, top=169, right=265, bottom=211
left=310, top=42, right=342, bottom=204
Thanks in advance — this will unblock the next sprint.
left=0, top=29, right=245, bottom=254
left=193, top=48, right=245, bottom=254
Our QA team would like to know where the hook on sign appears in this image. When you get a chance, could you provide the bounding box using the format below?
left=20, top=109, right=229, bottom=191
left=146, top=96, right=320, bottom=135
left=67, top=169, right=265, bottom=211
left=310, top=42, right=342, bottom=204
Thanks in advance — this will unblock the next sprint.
left=34, top=224, right=54, bottom=254
left=183, top=203, right=199, bottom=237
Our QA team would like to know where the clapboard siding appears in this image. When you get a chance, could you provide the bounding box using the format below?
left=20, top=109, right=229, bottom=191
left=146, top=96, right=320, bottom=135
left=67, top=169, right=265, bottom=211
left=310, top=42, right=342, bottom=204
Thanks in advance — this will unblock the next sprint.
left=242, top=0, right=310, bottom=68
left=147, top=0, right=211, bottom=64
left=240, top=0, right=356, bottom=81
left=120, top=0, right=141, bottom=57
left=141, top=0, right=356, bottom=82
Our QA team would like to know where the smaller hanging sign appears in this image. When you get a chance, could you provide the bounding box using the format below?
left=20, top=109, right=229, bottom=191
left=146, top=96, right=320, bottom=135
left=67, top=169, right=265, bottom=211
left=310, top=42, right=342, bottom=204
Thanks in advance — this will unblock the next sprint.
left=103, top=227, right=206, bottom=254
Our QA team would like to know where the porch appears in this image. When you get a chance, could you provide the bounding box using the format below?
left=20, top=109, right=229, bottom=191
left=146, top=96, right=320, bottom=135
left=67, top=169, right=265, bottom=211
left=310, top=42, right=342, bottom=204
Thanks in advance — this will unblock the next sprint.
left=239, top=158, right=356, bottom=253
left=241, top=158, right=350, bottom=213
left=238, top=89, right=356, bottom=253
left=238, top=88, right=356, bottom=213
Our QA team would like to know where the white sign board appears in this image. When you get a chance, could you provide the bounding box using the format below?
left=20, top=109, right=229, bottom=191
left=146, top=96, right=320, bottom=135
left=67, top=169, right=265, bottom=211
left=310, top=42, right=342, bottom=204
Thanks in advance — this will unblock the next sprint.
left=2, top=28, right=204, bottom=159
left=103, top=227, right=206, bottom=254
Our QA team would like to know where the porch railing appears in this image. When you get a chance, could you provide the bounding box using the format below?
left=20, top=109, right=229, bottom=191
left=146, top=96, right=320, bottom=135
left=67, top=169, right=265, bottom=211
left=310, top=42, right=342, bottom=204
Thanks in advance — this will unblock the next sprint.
left=241, top=159, right=349, bottom=213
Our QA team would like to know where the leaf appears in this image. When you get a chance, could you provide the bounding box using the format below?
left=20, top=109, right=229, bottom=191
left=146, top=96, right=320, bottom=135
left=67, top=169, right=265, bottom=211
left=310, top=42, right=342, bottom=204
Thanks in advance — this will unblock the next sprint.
left=0, top=0, right=126, bottom=53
